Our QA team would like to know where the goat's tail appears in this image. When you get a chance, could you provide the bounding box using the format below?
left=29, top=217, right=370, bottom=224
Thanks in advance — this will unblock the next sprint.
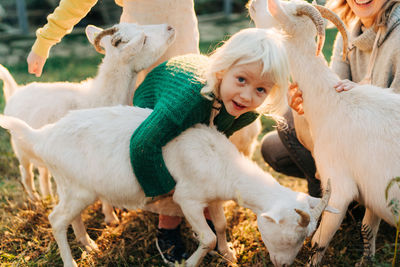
left=0, top=115, right=38, bottom=157
left=0, top=64, right=18, bottom=101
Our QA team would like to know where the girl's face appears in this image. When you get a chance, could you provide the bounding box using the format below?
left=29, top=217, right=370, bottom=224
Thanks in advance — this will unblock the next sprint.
left=346, top=0, right=387, bottom=28
left=218, top=61, right=274, bottom=117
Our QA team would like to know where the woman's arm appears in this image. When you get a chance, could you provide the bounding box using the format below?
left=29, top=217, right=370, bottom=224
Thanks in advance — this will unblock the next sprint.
left=27, top=0, right=98, bottom=76
left=31, top=0, right=98, bottom=59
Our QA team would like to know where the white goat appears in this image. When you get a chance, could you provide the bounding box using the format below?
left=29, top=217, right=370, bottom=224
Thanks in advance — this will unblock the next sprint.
left=120, top=0, right=262, bottom=158
left=249, top=0, right=400, bottom=265
left=1, top=22, right=175, bottom=224
left=0, top=105, right=333, bottom=267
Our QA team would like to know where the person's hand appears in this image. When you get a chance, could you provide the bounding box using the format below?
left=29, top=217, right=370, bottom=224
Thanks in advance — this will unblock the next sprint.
left=27, top=51, right=46, bottom=77
left=334, top=79, right=357, bottom=92
left=287, top=82, right=304, bottom=115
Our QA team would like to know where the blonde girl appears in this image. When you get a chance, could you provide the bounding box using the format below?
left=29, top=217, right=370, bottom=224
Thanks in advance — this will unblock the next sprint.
left=130, top=27, right=289, bottom=264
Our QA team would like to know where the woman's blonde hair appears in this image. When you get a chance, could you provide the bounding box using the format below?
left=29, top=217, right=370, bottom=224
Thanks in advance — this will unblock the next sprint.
left=326, top=0, right=400, bottom=28
left=201, top=28, right=290, bottom=116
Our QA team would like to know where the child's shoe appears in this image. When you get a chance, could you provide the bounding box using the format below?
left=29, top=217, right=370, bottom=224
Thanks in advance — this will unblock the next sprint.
left=156, top=226, right=188, bottom=265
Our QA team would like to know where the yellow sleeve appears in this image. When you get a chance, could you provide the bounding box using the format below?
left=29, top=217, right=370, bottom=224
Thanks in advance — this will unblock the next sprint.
left=31, top=0, right=98, bottom=58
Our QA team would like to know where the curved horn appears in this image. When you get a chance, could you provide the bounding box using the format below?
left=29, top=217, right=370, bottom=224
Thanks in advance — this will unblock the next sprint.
left=310, top=179, right=332, bottom=220
left=296, top=4, right=325, bottom=57
left=295, top=209, right=310, bottom=227
left=313, top=5, right=349, bottom=61
left=93, top=27, right=118, bottom=54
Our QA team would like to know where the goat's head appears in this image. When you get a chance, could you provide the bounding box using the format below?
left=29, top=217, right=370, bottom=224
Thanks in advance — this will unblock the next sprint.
left=256, top=180, right=337, bottom=266
left=248, top=0, right=348, bottom=60
left=86, top=22, right=176, bottom=72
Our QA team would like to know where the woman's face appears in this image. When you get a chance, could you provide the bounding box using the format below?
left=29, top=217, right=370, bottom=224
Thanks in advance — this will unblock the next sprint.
left=218, top=61, right=274, bottom=117
left=346, top=0, right=387, bottom=28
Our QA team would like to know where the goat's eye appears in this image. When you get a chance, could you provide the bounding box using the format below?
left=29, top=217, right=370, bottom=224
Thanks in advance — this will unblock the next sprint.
left=112, top=37, right=122, bottom=47
left=143, top=36, right=147, bottom=45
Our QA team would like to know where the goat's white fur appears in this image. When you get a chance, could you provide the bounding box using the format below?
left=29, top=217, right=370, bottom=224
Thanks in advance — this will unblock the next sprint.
left=1, top=22, right=175, bottom=225
left=249, top=0, right=400, bottom=264
left=0, top=105, right=331, bottom=267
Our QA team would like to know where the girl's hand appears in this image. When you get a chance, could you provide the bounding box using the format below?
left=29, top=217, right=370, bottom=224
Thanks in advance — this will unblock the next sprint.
left=334, top=79, right=357, bottom=92
left=287, top=82, right=304, bottom=115
left=27, top=51, right=46, bottom=77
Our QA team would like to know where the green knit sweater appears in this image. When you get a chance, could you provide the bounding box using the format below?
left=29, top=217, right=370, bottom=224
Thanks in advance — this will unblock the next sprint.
left=130, top=54, right=259, bottom=197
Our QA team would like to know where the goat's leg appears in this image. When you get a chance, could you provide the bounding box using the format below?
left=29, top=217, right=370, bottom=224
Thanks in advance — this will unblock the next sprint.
left=71, top=214, right=99, bottom=252
left=207, top=201, right=236, bottom=262
left=355, top=208, right=381, bottom=266
left=101, top=201, right=119, bottom=225
left=37, top=166, right=53, bottom=199
left=19, top=159, right=40, bottom=201
left=49, top=194, right=94, bottom=267
left=177, top=200, right=216, bottom=267
left=307, top=192, right=352, bottom=267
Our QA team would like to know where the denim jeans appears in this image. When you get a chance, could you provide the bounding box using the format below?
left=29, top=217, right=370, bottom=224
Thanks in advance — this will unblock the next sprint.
left=261, top=110, right=321, bottom=197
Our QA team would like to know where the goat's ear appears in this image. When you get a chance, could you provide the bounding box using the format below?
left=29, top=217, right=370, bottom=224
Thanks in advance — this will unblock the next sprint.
left=267, top=0, right=288, bottom=22
left=124, top=32, right=146, bottom=56
left=260, top=210, right=281, bottom=224
left=86, top=25, right=103, bottom=45
left=307, top=195, right=320, bottom=208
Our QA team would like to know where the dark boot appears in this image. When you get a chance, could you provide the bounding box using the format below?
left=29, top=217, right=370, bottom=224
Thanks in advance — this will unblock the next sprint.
left=156, top=226, right=188, bottom=264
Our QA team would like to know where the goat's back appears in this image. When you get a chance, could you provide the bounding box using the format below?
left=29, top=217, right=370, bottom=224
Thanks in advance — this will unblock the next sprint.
left=4, top=80, right=92, bottom=128
left=34, top=105, right=151, bottom=209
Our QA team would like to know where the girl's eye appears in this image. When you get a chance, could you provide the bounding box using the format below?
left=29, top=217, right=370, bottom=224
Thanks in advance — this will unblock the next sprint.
left=257, top=87, right=266, bottom=93
left=238, top=77, right=245, bottom=83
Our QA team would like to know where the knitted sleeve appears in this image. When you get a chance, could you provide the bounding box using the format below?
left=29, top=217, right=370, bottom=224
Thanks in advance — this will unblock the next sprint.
left=32, top=0, right=98, bottom=58
left=330, top=33, right=351, bottom=80
left=130, top=97, right=211, bottom=197
left=130, top=105, right=179, bottom=197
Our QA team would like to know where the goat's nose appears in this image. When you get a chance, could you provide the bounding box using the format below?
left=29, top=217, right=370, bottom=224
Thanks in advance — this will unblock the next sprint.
left=167, top=25, right=174, bottom=32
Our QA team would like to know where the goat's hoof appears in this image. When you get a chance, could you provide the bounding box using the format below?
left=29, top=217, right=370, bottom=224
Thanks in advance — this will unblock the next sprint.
left=27, top=191, right=41, bottom=203
left=104, top=212, right=120, bottom=226
left=223, top=249, right=237, bottom=263
left=83, top=239, right=99, bottom=253
left=221, top=243, right=237, bottom=263
left=65, top=260, right=78, bottom=267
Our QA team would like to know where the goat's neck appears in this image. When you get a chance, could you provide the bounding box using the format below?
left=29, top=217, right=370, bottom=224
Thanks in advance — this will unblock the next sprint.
left=89, top=57, right=138, bottom=106
left=285, top=38, right=341, bottom=129
left=229, top=162, right=294, bottom=214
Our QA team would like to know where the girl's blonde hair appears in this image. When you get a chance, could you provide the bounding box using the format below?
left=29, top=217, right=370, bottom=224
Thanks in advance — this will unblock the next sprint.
left=201, top=28, right=290, bottom=116
left=326, top=0, right=400, bottom=29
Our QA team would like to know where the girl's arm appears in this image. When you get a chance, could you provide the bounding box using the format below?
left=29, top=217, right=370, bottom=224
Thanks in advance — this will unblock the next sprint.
left=130, top=99, right=210, bottom=197
left=130, top=108, right=178, bottom=198
left=28, top=0, right=98, bottom=76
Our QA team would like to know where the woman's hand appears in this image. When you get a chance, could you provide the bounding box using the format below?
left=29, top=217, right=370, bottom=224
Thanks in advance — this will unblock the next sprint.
left=287, top=82, right=304, bottom=115
left=334, top=79, right=357, bottom=92
left=27, top=51, right=46, bottom=77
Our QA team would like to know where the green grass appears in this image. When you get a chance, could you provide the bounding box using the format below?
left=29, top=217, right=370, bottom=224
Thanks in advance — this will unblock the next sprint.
left=0, top=17, right=398, bottom=267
